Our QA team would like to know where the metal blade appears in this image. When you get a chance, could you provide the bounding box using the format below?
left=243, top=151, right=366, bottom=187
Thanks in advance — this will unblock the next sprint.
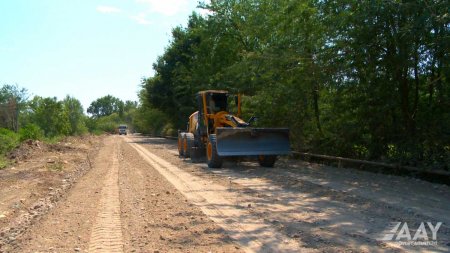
left=215, top=127, right=290, bottom=156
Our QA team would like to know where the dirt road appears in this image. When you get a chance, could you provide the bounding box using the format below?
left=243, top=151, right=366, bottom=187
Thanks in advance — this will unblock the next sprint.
left=1, top=135, right=449, bottom=252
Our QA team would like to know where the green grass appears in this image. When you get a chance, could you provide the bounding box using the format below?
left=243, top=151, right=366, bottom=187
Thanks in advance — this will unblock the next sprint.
left=0, top=128, right=19, bottom=169
left=0, top=156, right=9, bottom=170
left=47, top=161, right=64, bottom=171
left=43, top=135, right=65, bottom=144
left=0, top=128, right=19, bottom=155
left=90, top=129, right=105, bottom=136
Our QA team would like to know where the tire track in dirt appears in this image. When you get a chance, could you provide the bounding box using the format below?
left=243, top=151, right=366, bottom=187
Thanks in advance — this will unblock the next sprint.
left=126, top=136, right=450, bottom=252
left=88, top=138, right=123, bottom=253
left=127, top=138, right=313, bottom=253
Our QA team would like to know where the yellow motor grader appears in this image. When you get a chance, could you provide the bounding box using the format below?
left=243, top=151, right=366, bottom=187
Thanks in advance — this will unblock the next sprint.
left=178, top=90, right=290, bottom=168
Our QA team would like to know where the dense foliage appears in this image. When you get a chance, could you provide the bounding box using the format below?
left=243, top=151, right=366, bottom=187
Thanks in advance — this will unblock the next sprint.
left=1, top=86, right=90, bottom=160
left=87, top=95, right=125, bottom=118
left=0, top=84, right=137, bottom=167
left=141, top=0, right=449, bottom=169
left=132, top=89, right=171, bottom=135
left=86, top=95, right=137, bottom=133
left=0, top=84, right=28, bottom=131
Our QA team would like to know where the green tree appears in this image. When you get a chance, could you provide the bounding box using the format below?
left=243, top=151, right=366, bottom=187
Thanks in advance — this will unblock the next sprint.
left=141, top=0, right=450, bottom=169
left=132, top=89, right=168, bottom=135
left=0, top=84, right=28, bottom=131
left=63, top=95, right=87, bottom=135
left=87, top=95, right=124, bottom=118
left=0, top=84, right=28, bottom=104
left=28, top=96, right=70, bottom=137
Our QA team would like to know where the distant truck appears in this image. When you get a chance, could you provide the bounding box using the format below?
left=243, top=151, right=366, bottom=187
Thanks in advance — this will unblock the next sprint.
left=118, top=125, right=128, bottom=135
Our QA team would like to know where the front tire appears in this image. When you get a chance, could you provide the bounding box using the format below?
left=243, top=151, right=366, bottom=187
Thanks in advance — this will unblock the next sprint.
left=206, top=134, right=222, bottom=168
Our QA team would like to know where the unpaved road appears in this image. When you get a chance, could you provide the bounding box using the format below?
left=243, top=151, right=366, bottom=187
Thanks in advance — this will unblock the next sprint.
left=1, top=135, right=449, bottom=252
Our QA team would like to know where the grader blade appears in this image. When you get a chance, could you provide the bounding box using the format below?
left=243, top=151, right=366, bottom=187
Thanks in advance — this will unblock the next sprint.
left=215, top=127, right=290, bottom=156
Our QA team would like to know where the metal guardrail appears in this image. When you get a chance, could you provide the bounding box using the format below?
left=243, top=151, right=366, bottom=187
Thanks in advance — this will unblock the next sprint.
left=292, top=151, right=450, bottom=177
left=158, top=135, right=450, bottom=178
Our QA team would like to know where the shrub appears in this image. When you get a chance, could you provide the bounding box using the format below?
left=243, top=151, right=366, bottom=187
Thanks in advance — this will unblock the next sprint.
left=19, top=124, right=44, bottom=141
left=0, top=128, right=19, bottom=155
left=90, top=129, right=104, bottom=136
left=161, top=123, right=176, bottom=137
left=90, top=113, right=122, bottom=134
left=0, top=156, right=8, bottom=169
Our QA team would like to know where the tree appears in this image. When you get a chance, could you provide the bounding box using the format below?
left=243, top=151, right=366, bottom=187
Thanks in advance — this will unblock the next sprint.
left=132, top=89, right=168, bottom=135
left=63, top=95, right=87, bottom=135
left=87, top=95, right=124, bottom=118
left=141, top=0, right=450, bottom=169
left=28, top=96, right=70, bottom=137
left=0, top=84, right=28, bottom=104
left=0, top=84, right=28, bottom=131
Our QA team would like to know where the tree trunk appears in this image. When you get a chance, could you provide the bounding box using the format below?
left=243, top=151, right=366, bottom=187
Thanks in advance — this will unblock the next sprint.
left=313, top=83, right=322, bottom=134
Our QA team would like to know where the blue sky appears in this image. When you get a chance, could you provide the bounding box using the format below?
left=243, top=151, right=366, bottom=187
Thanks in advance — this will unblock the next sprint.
left=0, top=0, right=208, bottom=112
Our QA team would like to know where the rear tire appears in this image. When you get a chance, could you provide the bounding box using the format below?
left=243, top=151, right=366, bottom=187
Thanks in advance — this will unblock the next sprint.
left=178, top=133, right=185, bottom=157
left=182, top=135, right=189, bottom=158
left=258, top=155, right=277, bottom=167
left=184, top=133, right=194, bottom=158
left=207, top=135, right=222, bottom=168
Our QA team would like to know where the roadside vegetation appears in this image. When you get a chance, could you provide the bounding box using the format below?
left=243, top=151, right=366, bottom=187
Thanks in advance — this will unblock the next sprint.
left=0, top=84, right=138, bottom=168
left=139, top=0, right=449, bottom=170
left=1, top=1, right=448, bottom=171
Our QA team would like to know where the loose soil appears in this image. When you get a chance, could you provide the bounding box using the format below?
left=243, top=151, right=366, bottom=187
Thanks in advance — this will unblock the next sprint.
left=1, top=134, right=449, bottom=253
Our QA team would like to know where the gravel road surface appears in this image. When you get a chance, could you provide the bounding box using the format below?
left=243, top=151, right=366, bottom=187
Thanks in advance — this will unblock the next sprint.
left=1, top=135, right=449, bottom=253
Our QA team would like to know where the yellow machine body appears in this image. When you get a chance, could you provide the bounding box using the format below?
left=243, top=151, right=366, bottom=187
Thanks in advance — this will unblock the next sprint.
left=179, top=90, right=290, bottom=168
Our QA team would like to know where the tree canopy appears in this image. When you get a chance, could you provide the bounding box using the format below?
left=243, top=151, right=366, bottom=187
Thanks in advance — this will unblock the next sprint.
left=87, top=95, right=125, bottom=118
left=141, top=0, right=450, bottom=169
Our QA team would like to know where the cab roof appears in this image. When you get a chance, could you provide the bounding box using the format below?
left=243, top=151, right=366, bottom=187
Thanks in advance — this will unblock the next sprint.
left=197, top=90, right=228, bottom=95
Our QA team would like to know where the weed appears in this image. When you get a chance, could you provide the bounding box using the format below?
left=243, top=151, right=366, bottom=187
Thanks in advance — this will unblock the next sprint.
left=0, top=128, right=19, bottom=155
left=0, top=156, right=9, bottom=169
left=43, top=136, right=65, bottom=144
left=47, top=161, right=64, bottom=171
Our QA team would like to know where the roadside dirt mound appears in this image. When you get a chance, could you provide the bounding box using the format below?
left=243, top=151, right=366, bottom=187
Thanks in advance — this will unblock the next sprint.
left=0, top=135, right=103, bottom=252
left=7, top=135, right=99, bottom=163
left=7, top=140, right=47, bottom=162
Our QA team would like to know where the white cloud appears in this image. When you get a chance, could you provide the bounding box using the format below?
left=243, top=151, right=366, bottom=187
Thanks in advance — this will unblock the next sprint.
left=96, top=5, right=122, bottom=14
left=136, top=0, right=189, bottom=16
left=130, top=13, right=152, bottom=25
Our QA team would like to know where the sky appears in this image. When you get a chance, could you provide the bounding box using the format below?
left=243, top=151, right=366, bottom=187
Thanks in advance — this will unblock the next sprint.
left=0, top=0, right=208, bottom=112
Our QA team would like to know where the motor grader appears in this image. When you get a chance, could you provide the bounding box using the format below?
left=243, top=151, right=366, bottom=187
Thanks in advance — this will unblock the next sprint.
left=178, top=90, right=290, bottom=168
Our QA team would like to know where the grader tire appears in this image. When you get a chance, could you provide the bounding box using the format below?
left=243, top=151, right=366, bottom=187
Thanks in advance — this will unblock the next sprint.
left=184, top=133, right=194, bottom=158
left=206, top=135, right=223, bottom=168
left=178, top=133, right=185, bottom=157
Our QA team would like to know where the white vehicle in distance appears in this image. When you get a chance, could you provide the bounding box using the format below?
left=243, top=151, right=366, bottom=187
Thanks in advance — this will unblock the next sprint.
left=118, top=125, right=128, bottom=135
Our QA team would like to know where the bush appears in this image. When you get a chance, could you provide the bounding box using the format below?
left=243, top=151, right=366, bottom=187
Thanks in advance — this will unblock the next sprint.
left=161, top=123, right=176, bottom=137
left=90, top=129, right=104, bottom=136
left=0, top=156, right=8, bottom=169
left=0, top=128, right=19, bottom=155
left=131, top=107, right=167, bottom=135
left=88, top=113, right=123, bottom=134
left=43, top=135, right=65, bottom=144
left=19, top=124, right=44, bottom=141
